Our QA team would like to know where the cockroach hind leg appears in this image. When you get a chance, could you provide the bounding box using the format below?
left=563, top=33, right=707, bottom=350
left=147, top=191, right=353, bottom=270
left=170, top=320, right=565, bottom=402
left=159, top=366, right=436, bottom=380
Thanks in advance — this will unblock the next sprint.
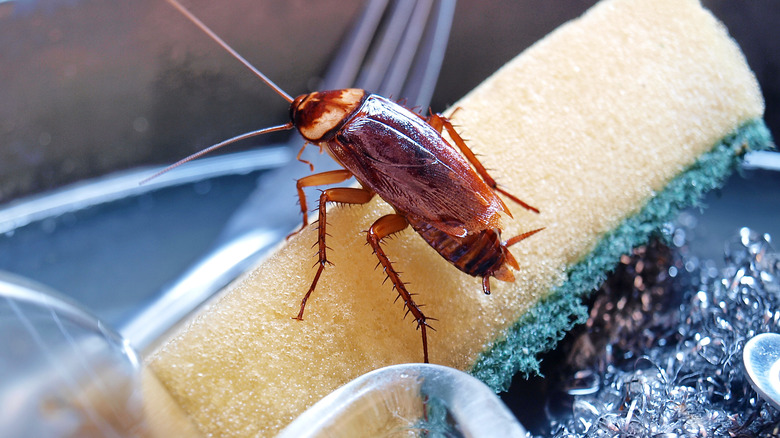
left=495, top=186, right=540, bottom=214
left=431, top=113, right=540, bottom=215
left=425, top=109, right=461, bottom=133
left=426, top=112, right=445, bottom=133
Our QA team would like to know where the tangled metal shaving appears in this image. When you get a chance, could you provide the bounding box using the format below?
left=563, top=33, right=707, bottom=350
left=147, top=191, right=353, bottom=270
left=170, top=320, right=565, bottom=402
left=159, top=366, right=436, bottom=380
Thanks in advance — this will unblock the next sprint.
left=535, top=218, right=780, bottom=437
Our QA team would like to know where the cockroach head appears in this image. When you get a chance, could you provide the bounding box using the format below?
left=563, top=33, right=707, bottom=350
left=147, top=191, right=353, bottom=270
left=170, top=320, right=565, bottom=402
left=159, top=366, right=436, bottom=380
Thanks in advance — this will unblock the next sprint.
left=290, top=89, right=367, bottom=142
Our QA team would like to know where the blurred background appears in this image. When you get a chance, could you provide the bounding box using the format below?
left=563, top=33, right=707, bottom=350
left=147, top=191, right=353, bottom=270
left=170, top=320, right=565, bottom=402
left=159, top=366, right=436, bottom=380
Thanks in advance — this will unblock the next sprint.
left=0, top=0, right=778, bottom=342
left=1, top=0, right=776, bottom=202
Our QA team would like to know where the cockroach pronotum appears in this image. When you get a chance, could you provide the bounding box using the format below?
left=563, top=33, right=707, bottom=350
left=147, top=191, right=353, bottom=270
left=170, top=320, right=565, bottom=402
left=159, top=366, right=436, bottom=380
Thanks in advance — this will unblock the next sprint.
left=154, top=0, right=543, bottom=363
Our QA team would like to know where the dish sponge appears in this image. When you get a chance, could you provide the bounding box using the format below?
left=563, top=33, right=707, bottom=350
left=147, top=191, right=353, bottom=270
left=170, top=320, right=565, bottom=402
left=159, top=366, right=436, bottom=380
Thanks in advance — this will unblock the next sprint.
left=146, top=0, right=772, bottom=435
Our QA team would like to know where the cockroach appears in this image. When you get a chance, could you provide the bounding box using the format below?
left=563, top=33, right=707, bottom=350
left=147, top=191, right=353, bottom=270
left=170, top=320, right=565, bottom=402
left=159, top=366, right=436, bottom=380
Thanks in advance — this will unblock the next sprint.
left=155, top=0, right=543, bottom=363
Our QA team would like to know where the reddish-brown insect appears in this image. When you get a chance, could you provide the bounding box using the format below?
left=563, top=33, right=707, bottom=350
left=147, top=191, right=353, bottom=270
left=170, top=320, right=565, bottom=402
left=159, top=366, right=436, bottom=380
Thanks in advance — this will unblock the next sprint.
left=157, top=0, right=543, bottom=363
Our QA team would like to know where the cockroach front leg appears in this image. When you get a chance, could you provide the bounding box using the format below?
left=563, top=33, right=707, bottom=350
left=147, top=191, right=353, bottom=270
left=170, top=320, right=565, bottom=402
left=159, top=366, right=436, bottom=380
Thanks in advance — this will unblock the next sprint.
left=428, top=113, right=539, bottom=214
left=290, top=169, right=354, bottom=237
left=294, top=186, right=374, bottom=320
left=366, top=214, right=433, bottom=363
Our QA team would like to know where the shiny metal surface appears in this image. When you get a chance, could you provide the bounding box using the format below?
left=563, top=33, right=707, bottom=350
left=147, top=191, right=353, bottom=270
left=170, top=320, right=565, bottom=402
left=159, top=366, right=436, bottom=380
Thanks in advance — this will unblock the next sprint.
left=278, top=363, right=527, bottom=438
left=0, top=271, right=145, bottom=437
left=743, top=332, right=780, bottom=411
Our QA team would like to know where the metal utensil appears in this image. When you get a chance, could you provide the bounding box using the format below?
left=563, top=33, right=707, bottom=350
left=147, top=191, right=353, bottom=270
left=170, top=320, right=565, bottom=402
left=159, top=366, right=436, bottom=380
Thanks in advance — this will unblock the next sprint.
left=277, top=363, right=527, bottom=438
left=743, top=332, right=780, bottom=410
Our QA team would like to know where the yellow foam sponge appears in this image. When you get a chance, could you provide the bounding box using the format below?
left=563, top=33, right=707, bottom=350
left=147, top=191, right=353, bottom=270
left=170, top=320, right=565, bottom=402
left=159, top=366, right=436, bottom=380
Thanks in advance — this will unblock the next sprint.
left=146, top=0, right=768, bottom=435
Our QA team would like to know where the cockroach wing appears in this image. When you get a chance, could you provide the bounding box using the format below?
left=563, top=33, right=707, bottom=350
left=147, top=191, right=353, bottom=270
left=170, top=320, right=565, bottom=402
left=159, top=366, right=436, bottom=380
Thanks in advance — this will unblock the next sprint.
left=327, top=95, right=508, bottom=237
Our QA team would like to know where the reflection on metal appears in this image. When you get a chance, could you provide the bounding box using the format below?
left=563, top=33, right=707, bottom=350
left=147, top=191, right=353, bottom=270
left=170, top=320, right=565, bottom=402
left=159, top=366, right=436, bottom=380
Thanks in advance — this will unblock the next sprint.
left=744, top=333, right=780, bottom=411
left=278, top=363, right=527, bottom=438
left=0, top=147, right=290, bottom=235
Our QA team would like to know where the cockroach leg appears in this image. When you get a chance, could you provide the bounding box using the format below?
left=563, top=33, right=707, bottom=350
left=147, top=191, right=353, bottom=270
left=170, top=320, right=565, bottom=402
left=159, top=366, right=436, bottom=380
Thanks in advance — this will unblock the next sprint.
left=295, top=141, right=315, bottom=172
left=290, top=169, right=354, bottom=238
left=366, top=214, right=432, bottom=363
left=294, top=187, right=374, bottom=321
left=430, top=113, right=540, bottom=214
left=162, top=0, right=547, bottom=363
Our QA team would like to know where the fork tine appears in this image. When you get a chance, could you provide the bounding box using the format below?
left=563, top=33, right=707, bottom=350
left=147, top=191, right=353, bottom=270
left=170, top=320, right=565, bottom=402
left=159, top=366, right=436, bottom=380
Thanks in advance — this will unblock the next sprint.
left=319, top=0, right=455, bottom=108
left=319, top=0, right=390, bottom=90
left=354, top=0, right=454, bottom=109
left=355, top=0, right=417, bottom=94
left=379, top=0, right=435, bottom=99
left=402, top=0, right=456, bottom=109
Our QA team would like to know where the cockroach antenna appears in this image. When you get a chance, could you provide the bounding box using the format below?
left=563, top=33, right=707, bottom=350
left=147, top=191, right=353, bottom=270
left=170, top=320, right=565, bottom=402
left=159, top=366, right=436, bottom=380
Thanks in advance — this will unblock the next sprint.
left=141, top=0, right=298, bottom=184
left=165, top=0, right=293, bottom=103
left=139, top=123, right=293, bottom=185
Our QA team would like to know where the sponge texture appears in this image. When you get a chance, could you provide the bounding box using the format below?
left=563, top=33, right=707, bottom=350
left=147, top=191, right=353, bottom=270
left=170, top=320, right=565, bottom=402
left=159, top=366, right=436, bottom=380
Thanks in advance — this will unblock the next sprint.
left=147, top=0, right=769, bottom=435
left=472, top=119, right=772, bottom=391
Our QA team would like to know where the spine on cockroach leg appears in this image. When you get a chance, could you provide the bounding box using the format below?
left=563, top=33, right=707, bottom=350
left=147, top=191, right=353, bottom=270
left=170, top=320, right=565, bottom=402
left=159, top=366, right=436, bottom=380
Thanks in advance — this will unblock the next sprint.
left=294, top=185, right=375, bottom=320
left=366, top=214, right=432, bottom=363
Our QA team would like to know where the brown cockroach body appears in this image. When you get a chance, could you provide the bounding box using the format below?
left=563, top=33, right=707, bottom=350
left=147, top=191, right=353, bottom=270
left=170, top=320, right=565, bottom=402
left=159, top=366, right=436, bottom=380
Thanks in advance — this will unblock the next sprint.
left=160, top=0, right=543, bottom=363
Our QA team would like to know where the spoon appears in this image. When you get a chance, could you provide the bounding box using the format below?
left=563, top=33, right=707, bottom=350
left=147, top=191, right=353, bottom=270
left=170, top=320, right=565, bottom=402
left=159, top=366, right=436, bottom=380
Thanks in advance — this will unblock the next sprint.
left=743, top=332, right=780, bottom=410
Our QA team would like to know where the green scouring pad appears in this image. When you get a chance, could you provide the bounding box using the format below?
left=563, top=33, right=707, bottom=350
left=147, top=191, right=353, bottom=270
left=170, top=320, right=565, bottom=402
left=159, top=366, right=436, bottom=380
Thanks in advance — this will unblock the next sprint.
left=144, top=0, right=772, bottom=435
left=472, top=119, right=771, bottom=390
